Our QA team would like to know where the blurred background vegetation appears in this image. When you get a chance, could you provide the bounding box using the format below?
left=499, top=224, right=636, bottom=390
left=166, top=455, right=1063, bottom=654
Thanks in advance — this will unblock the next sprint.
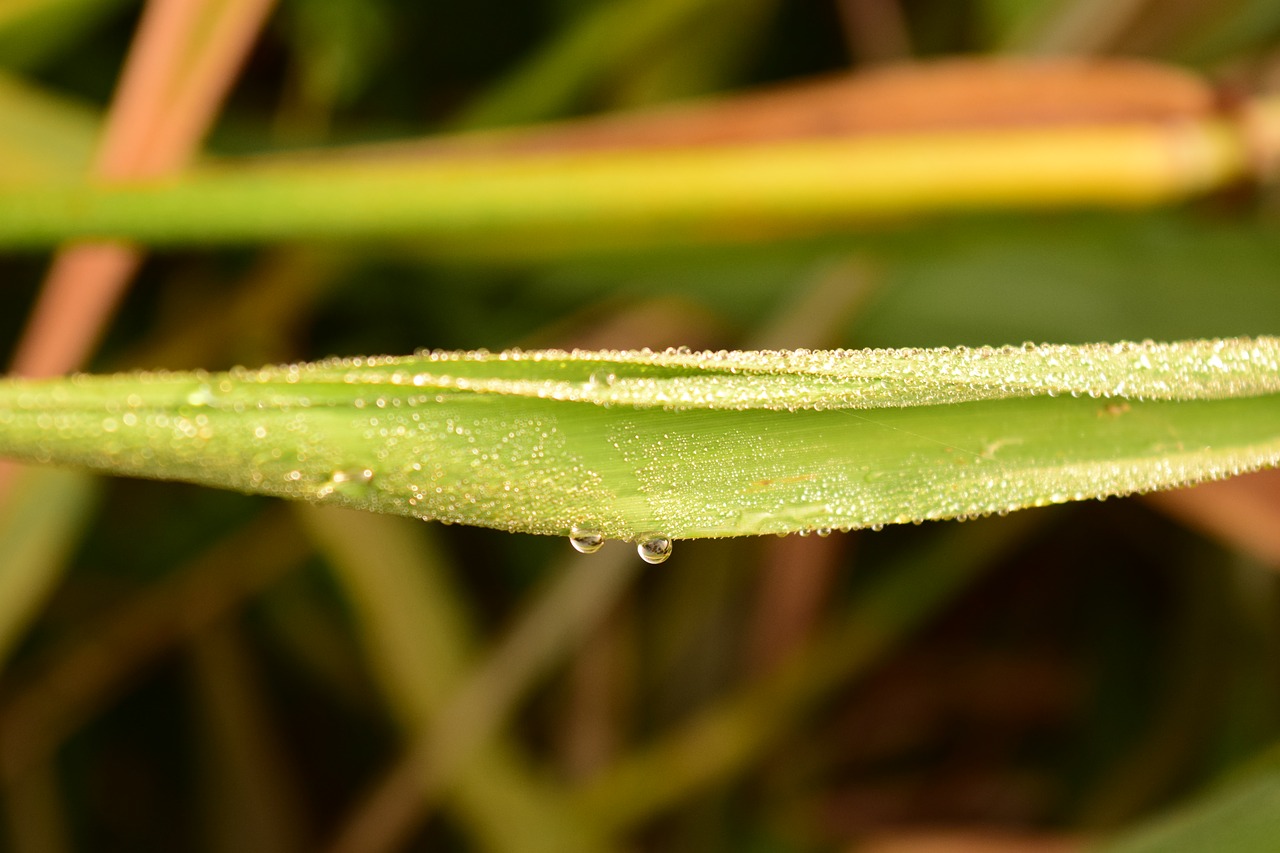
left=2, top=0, right=1280, bottom=851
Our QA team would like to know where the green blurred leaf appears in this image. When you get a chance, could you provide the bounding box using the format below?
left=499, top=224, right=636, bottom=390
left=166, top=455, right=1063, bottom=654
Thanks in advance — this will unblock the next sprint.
left=1100, top=758, right=1280, bottom=852
left=454, top=0, right=754, bottom=129
left=1175, top=0, right=1280, bottom=63
left=0, top=0, right=132, bottom=71
left=0, top=468, right=98, bottom=667
left=0, top=72, right=97, bottom=180
left=277, top=0, right=393, bottom=114
left=299, top=505, right=609, bottom=852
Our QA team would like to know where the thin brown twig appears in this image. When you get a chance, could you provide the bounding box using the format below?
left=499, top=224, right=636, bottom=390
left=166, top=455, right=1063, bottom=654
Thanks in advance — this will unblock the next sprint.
left=10, top=0, right=276, bottom=380
left=746, top=534, right=846, bottom=675
left=835, top=0, right=912, bottom=65
left=1145, top=470, right=1280, bottom=569
left=8, top=0, right=205, bottom=381
left=560, top=606, right=633, bottom=782
left=95, top=0, right=206, bottom=179
left=141, top=0, right=276, bottom=171
left=7, top=251, right=139, bottom=380
left=854, top=829, right=1084, bottom=852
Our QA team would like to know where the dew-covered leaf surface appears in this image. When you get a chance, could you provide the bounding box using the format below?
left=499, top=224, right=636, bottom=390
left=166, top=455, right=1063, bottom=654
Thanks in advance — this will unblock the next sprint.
left=0, top=338, right=1277, bottom=543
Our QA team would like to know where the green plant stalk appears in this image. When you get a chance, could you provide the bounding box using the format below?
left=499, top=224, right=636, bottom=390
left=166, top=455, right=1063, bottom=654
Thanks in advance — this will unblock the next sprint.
left=299, top=506, right=610, bottom=853
left=324, top=541, right=639, bottom=852
left=0, top=118, right=1249, bottom=250
left=0, top=339, right=1275, bottom=541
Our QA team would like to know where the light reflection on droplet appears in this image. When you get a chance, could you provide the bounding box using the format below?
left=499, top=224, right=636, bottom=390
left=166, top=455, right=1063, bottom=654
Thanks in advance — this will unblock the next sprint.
left=569, top=525, right=604, bottom=554
left=637, top=535, right=672, bottom=564
left=587, top=370, right=617, bottom=390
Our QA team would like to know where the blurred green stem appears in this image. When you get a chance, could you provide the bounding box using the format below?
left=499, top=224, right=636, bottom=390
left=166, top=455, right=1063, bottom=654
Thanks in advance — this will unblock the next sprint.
left=0, top=109, right=1264, bottom=252
left=0, top=470, right=96, bottom=667
left=454, top=0, right=761, bottom=129
left=328, top=543, right=638, bottom=853
left=298, top=506, right=610, bottom=853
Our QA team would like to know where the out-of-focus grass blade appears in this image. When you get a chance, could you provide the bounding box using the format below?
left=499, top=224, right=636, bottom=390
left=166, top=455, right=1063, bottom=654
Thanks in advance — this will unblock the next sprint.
left=0, top=339, right=1275, bottom=542
left=0, top=72, right=97, bottom=180
left=0, top=0, right=130, bottom=71
left=0, top=468, right=97, bottom=666
left=1100, top=756, right=1280, bottom=852
left=0, top=114, right=1251, bottom=250
left=453, top=0, right=763, bottom=129
left=298, top=506, right=608, bottom=852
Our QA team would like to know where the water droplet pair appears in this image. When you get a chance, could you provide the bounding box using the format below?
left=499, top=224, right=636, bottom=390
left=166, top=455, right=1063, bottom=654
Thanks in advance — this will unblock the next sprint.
left=569, top=526, right=672, bottom=564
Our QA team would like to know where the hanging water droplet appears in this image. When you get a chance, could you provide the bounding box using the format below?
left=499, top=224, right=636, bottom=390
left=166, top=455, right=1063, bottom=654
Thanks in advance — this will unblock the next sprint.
left=816, top=527, right=832, bottom=538
left=870, top=523, right=885, bottom=532
left=569, top=525, right=604, bottom=554
left=798, top=529, right=811, bottom=537
left=637, top=535, right=672, bottom=564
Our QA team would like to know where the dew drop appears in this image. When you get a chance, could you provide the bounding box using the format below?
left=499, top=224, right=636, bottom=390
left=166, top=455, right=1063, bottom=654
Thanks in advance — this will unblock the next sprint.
left=587, top=370, right=617, bottom=391
left=637, top=535, right=672, bottom=564
left=816, top=527, right=832, bottom=538
left=317, top=467, right=375, bottom=498
left=569, top=525, right=604, bottom=554
left=346, top=467, right=375, bottom=485
left=186, top=385, right=214, bottom=407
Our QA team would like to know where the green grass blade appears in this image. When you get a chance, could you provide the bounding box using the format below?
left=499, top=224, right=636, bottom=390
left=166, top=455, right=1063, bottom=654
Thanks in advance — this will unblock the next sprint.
left=0, top=468, right=97, bottom=666
left=1099, top=758, right=1280, bottom=852
left=298, top=506, right=610, bottom=852
left=0, top=338, right=1276, bottom=541
left=0, top=0, right=130, bottom=70
left=453, top=0, right=729, bottom=129
left=0, top=117, right=1246, bottom=250
left=0, top=72, right=97, bottom=181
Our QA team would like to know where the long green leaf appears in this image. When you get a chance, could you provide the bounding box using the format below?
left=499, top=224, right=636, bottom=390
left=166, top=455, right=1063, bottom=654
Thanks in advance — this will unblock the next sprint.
left=0, top=338, right=1276, bottom=542
left=0, top=117, right=1250, bottom=251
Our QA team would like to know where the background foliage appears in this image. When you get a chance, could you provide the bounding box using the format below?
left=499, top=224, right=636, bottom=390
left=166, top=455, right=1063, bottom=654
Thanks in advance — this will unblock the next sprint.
left=2, top=0, right=1280, bottom=851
